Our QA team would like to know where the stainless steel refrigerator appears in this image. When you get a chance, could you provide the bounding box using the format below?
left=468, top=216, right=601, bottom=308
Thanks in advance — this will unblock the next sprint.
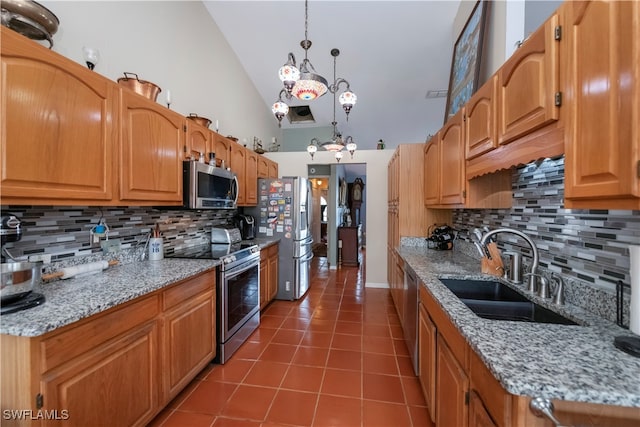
left=248, top=177, right=313, bottom=300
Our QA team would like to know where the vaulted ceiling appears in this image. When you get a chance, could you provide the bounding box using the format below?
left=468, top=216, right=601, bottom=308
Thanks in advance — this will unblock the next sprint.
left=204, top=1, right=462, bottom=150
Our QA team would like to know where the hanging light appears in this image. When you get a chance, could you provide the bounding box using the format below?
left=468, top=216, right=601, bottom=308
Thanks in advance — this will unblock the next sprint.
left=271, top=90, right=289, bottom=128
left=307, top=138, right=319, bottom=159
left=305, top=49, right=357, bottom=162
left=273, top=0, right=356, bottom=125
left=345, top=136, right=357, bottom=158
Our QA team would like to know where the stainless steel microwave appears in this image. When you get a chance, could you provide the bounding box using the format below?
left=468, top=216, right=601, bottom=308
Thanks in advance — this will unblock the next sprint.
left=183, top=161, right=238, bottom=209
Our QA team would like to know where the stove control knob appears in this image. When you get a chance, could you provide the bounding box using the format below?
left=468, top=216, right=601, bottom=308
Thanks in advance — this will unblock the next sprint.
left=251, top=246, right=259, bottom=254
left=224, top=256, right=235, bottom=264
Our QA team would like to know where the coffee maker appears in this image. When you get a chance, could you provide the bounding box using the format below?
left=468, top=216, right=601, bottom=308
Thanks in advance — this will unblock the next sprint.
left=234, top=214, right=256, bottom=240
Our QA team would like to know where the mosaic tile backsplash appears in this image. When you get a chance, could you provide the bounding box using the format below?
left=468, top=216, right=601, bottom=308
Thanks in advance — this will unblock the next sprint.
left=0, top=206, right=235, bottom=266
left=452, top=156, right=639, bottom=325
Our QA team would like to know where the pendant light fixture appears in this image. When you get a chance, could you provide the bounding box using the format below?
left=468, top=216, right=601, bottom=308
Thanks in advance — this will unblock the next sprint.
left=306, top=49, right=357, bottom=162
left=272, top=0, right=357, bottom=127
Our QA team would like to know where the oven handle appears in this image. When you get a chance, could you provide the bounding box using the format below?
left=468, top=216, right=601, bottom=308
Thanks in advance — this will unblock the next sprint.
left=224, top=257, right=260, bottom=278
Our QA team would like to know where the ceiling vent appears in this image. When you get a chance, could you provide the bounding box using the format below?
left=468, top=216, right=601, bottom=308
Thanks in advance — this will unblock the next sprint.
left=287, top=105, right=316, bottom=124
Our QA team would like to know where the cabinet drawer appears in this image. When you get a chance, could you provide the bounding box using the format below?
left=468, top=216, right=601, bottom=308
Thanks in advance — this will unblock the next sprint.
left=41, top=295, right=159, bottom=372
left=163, top=270, right=216, bottom=310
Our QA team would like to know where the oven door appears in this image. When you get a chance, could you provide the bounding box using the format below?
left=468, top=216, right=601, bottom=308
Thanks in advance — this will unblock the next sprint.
left=220, top=259, right=260, bottom=342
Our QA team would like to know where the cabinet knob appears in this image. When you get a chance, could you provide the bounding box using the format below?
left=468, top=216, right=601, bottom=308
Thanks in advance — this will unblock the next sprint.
left=529, top=397, right=570, bottom=427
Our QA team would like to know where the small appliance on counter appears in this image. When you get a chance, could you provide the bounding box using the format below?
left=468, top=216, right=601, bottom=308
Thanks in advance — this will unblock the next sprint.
left=234, top=214, right=256, bottom=240
left=1, top=213, right=45, bottom=314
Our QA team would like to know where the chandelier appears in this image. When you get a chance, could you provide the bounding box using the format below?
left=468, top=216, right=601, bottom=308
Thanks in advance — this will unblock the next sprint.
left=271, top=0, right=357, bottom=128
left=306, top=50, right=357, bottom=163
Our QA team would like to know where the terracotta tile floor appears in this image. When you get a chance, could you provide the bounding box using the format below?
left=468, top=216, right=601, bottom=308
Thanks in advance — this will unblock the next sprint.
left=148, top=255, right=433, bottom=427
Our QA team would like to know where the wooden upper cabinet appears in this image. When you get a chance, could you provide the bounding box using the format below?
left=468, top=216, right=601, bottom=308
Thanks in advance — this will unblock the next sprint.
left=212, top=133, right=231, bottom=168
left=465, top=76, right=498, bottom=160
left=119, top=90, right=183, bottom=204
left=268, top=158, right=278, bottom=178
left=439, top=111, right=466, bottom=206
left=0, top=28, right=116, bottom=204
left=185, top=120, right=212, bottom=161
left=563, top=0, right=639, bottom=209
left=229, top=142, right=246, bottom=205
left=497, top=11, right=560, bottom=145
left=424, top=137, right=440, bottom=206
left=257, top=155, right=269, bottom=178
left=245, top=150, right=258, bottom=205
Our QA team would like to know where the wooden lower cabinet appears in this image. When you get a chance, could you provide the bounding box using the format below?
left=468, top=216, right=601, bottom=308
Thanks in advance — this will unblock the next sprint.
left=259, top=243, right=279, bottom=309
left=418, top=302, right=437, bottom=422
left=469, top=391, right=498, bottom=427
left=436, top=334, right=469, bottom=427
left=0, top=270, right=216, bottom=427
left=41, top=320, right=159, bottom=427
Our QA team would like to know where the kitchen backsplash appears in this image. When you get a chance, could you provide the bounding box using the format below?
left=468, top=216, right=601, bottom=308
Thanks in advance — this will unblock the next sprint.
left=0, top=206, right=235, bottom=264
left=452, top=155, right=639, bottom=325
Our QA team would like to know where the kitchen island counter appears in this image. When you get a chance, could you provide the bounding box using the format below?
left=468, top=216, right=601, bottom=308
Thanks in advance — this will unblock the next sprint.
left=397, top=245, right=640, bottom=409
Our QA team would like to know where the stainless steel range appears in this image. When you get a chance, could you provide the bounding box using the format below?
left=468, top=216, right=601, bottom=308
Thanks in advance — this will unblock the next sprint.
left=166, top=227, right=260, bottom=363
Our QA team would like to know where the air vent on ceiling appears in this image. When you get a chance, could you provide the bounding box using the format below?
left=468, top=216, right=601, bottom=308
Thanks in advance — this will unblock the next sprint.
left=287, top=105, right=316, bottom=124
left=425, top=89, right=448, bottom=99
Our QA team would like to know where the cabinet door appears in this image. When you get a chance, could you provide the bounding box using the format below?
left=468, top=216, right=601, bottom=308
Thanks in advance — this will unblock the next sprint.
left=466, top=76, right=498, bottom=160
left=469, top=391, right=498, bottom=427
left=42, top=321, right=159, bottom=427
left=119, top=90, right=183, bottom=203
left=268, top=245, right=279, bottom=302
left=268, top=159, right=279, bottom=178
left=163, top=290, right=215, bottom=402
left=260, top=256, right=269, bottom=309
left=439, top=111, right=466, bottom=205
left=497, top=12, right=559, bottom=145
left=419, top=303, right=437, bottom=423
left=230, top=143, right=246, bottom=205
left=564, top=0, right=639, bottom=208
left=185, top=121, right=212, bottom=161
left=0, top=28, right=116, bottom=204
left=436, top=334, right=469, bottom=427
left=424, top=138, right=440, bottom=206
left=257, top=156, right=269, bottom=178
left=245, top=150, right=258, bottom=205
left=212, top=133, right=231, bottom=167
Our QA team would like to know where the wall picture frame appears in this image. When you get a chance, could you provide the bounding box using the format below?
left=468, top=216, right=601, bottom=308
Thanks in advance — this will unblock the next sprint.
left=444, top=0, right=488, bottom=124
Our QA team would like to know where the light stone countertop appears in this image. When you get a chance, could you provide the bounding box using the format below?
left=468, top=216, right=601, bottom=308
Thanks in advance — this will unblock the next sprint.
left=397, top=245, right=640, bottom=408
left=0, top=237, right=282, bottom=338
left=0, top=259, right=220, bottom=337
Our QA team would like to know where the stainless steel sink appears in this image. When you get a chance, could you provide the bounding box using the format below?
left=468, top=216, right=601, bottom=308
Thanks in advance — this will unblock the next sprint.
left=439, top=278, right=578, bottom=325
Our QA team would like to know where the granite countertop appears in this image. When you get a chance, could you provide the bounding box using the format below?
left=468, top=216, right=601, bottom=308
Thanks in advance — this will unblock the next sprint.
left=0, top=259, right=220, bottom=337
left=397, top=245, right=640, bottom=408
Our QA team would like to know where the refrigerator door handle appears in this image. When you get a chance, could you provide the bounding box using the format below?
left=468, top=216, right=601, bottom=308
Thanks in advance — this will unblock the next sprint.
left=301, top=251, right=314, bottom=263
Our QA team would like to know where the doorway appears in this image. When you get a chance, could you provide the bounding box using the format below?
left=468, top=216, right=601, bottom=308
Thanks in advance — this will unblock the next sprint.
left=308, top=163, right=366, bottom=267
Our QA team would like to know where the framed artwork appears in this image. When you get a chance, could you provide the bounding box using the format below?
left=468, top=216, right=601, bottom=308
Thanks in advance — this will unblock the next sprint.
left=444, top=0, right=488, bottom=123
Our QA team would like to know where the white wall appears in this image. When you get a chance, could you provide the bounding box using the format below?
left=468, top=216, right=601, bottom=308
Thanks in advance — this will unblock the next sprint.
left=265, top=149, right=394, bottom=287
left=39, top=0, right=279, bottom=143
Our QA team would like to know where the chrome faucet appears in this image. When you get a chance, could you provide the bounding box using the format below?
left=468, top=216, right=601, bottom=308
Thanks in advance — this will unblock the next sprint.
left=480, top=228, right=540, bottom=294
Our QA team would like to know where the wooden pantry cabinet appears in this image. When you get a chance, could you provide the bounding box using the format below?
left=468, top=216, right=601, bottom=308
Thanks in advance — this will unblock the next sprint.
left=0, top=27, right=116, bottom=205
left=562, top=0, right=640, bottom=209
left=0, top=270, right=216, bottom=427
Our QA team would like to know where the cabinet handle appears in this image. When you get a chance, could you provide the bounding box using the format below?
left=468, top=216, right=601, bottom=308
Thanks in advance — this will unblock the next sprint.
left=529, top=397, right=571, bottom=427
